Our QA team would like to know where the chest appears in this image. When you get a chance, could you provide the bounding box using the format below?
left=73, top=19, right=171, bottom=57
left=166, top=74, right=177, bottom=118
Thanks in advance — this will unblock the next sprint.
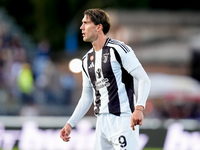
left=88, top=47, right=121, bottom=80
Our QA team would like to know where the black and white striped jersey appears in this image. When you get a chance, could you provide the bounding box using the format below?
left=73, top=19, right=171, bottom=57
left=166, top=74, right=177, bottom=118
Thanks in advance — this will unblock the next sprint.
left=82, top=38, right=141, bottom=116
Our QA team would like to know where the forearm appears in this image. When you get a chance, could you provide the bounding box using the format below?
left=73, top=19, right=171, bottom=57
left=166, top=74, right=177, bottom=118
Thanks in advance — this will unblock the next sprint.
left=67, top=86, right=93, bottom=127
left=130, top=66, right=151, bottom=109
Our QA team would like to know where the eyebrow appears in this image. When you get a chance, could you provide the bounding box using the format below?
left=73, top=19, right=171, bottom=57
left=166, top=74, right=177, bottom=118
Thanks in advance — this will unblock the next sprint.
left=82, top=20, right=92, bottom=24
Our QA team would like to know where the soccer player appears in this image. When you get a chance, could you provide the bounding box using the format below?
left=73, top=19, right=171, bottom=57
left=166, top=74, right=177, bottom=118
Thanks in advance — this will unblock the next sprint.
left=60, top=8, right=151, bottom=150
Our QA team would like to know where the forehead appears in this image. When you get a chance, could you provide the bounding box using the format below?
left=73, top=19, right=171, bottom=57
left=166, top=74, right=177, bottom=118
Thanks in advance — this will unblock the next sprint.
left=82, top=15, right=91, bottom=22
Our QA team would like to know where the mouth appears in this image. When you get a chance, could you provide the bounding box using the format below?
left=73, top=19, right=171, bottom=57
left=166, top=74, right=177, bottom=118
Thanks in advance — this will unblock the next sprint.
left=82, top=33, right=85, bottom=37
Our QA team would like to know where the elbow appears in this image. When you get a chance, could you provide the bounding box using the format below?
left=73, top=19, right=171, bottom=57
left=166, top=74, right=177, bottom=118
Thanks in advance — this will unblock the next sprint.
left=142, top=76, right=151, bottom=89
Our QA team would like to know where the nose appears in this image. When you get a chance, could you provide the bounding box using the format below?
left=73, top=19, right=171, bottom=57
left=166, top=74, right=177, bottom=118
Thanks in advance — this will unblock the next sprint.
left=80, top=24, right=84, bottom=30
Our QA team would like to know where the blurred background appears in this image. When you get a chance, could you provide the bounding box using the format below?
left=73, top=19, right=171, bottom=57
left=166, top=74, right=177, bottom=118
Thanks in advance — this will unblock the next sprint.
left=0, top=0, right=200, bottom=149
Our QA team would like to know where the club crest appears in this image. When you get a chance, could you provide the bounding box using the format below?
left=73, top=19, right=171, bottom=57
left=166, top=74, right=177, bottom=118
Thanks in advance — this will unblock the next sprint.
left=103, top=53, right=109, bottom=63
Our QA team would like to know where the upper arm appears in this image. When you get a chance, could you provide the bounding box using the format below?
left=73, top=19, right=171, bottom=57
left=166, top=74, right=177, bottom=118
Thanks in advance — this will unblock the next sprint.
left=114, top=45, right=141, bottom=73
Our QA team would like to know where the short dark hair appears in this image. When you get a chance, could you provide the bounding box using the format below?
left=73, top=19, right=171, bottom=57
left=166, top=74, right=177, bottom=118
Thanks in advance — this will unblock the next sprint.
left=84, top=8, right=111, bottom=35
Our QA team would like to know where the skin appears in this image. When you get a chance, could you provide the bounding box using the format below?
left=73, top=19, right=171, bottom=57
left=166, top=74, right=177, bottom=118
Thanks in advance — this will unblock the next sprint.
left=60, top=14, right=144, bottom=142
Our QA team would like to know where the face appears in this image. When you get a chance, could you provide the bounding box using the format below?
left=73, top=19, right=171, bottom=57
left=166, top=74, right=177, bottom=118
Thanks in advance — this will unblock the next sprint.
left=80, top=15, right=98, bottom=42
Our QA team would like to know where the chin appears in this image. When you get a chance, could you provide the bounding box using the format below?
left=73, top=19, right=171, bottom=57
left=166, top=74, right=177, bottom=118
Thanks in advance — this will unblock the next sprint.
left=83, top=38, right=90, bottom=42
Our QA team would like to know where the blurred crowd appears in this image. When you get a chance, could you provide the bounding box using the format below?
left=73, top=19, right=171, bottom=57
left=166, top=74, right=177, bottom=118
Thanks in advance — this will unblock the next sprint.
left=0, top=20, right=76, bottom=116
left=144, top=98, right=200, bottom=120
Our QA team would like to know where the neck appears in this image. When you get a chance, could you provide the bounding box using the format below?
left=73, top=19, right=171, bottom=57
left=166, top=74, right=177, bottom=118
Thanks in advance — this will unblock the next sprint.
left=92, top=35, right=107, bottom=51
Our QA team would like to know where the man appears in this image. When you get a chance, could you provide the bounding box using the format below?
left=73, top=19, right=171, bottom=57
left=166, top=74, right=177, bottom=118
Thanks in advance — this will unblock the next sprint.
left=60, top=8, right=151, bottom=150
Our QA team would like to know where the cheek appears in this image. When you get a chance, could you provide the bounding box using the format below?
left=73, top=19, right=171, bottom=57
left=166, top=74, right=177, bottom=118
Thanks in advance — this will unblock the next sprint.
left=86, top=28, right=95, bottom=36
left=87, top=25, right=96, bottom=32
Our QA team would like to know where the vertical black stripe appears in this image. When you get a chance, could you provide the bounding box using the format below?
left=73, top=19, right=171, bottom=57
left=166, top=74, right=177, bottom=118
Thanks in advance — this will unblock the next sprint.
left=122, top=69, right=134, bottom=112
left=82, top=56, right=88, bottom=77
left=113, top=49, right=135, bottom=112
left=87, top=51, right=101, bottom=115
left=102, top=46, right=121, bottom=116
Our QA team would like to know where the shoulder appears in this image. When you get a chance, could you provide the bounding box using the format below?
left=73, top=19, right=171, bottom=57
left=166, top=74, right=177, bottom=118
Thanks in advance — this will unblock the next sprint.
left=106, top=38, right=132, bottom=54
left=82, top=48, right=93, bottom=61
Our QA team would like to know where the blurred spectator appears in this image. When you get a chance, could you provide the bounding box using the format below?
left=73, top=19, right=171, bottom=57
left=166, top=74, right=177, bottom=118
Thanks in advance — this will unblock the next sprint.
left=32, top=40, right=50, bottom=81
left=41, top=60, right=63, bottom=104
left=5, top=35, right=29, bottom=102
left=59, top=66, right=75, bottom=105
left=32, top=40, right=52, bottom=105
left=34, top=57, right=66, bottom=105
left=17, top=63, right=34, bottom=104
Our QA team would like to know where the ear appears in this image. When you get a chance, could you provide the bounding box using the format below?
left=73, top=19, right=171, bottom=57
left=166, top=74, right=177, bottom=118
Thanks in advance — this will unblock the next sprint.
left=96, top=24, right=103, bottom=31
